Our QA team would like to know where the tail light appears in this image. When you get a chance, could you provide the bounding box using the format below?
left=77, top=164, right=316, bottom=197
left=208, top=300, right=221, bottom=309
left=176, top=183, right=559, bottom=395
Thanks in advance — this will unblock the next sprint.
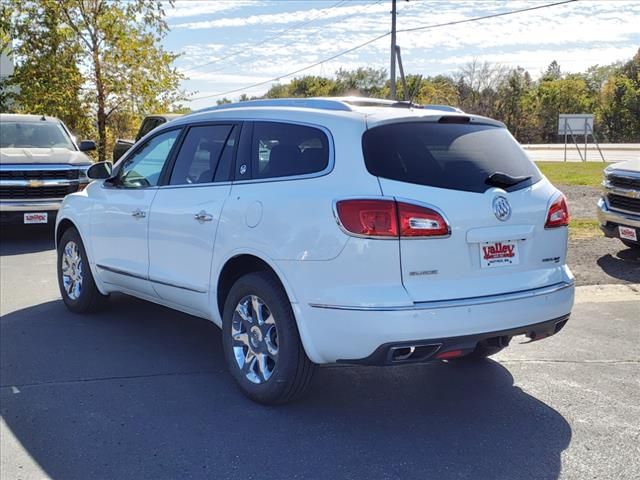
left=545, top=194, right=570, bottom=228
left=335, top=199, right=449, bottom=238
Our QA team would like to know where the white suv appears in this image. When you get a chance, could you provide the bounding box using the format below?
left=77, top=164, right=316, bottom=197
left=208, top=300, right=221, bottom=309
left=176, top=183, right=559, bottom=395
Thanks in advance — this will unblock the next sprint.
left=55, top=97, right=574, bottom=404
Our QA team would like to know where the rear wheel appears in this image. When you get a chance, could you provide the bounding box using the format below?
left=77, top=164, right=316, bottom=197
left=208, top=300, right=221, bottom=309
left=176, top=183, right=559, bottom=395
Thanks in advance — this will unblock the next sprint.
left=222, top=271, right=315, bottom=404
left=57, top=227, right=109, bottom=313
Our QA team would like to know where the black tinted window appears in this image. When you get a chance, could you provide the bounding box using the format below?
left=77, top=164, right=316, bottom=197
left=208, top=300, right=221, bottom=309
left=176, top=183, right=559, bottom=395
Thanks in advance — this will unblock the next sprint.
left=169, top=125, right=233, bottom=185
left=252, top=122, right=329, bottom=179
left=362, top=122, right=541, bottom=193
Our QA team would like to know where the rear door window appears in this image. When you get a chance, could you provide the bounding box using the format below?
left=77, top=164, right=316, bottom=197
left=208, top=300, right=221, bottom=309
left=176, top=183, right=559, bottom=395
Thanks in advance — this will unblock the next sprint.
left=362, top=122, right=541, bottom=193
left=251, top=122, right=329, bottom=180
left=169, top=125, right=234, bottom=185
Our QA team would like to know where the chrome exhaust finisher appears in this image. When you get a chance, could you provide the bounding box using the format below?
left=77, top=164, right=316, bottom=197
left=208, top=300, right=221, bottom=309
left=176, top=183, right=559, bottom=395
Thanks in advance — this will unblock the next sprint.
left=338, top=314, right=570, bottom=366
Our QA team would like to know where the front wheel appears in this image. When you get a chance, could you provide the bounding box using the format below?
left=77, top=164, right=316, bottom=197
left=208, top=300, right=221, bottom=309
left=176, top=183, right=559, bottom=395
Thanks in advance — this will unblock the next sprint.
left=57, top=227, right=109, bottom=313
left=222, top=271, right=315, bottom=404
left=621, top=239, right=640, bottom=250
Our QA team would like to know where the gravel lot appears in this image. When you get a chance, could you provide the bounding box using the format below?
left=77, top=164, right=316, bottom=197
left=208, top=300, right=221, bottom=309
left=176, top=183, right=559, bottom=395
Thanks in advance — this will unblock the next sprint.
left=558, top=184, right=640, bottom=286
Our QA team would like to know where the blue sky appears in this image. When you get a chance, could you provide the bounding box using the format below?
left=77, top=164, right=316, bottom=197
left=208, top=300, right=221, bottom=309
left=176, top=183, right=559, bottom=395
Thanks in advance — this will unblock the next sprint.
left=162, top=0, right=640, bottom=109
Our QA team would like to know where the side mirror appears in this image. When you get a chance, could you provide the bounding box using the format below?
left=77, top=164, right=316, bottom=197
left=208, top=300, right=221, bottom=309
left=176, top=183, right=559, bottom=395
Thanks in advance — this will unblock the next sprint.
left=87, top=161, right=113, bottom=180
left=79, top=140, right=97, bottom=152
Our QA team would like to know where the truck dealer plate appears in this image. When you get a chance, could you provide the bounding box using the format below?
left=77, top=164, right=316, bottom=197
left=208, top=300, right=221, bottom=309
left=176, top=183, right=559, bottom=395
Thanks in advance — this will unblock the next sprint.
left=619, top=226, right=637, bottom=242
left=24, top=213, right=48, bottom=224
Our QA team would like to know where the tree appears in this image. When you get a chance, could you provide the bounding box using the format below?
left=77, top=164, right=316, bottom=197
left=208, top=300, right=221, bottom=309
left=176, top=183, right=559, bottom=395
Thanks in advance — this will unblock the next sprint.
left=6, top=0, right=90, bottom=134
left=543, top=60, right=562, bottom=81
left=597, top=49, right=640, bottom=142
left=334, top=67, right=387, bottom=97
left=56, top=0, right=184, bottom=161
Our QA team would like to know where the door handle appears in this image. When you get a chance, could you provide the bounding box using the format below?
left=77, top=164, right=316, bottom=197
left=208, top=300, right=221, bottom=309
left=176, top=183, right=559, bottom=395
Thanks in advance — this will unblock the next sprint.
left=194, top=210, right=213, bottom=223
left=131, top=209, right=146, bottom=219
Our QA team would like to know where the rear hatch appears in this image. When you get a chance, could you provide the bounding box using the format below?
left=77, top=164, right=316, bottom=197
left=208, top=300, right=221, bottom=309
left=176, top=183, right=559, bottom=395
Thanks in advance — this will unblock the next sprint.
left=362, top=118, right=568, bottom=302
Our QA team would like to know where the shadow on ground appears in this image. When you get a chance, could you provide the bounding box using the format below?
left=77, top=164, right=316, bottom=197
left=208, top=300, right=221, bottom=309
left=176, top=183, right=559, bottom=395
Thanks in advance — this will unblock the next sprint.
left=1, top=295, right=571, bottom=480
left=0, top=224, right=55, bottom=256
left=597, top=246, right=640, bottom=283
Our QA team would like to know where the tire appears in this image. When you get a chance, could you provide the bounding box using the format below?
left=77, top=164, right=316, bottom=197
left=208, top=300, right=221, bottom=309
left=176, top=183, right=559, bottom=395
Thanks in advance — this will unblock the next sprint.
left=459, top=336, right=512, bottom=360
left=57, top=227, right=109, bottom=313
left=621, top=239, right=640, bottom=250
left=221, top=271, right=315, bottom=405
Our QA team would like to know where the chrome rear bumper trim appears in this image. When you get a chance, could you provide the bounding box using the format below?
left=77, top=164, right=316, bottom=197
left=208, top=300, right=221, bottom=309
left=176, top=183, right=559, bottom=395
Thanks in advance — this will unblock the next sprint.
left=309, top=281, right=574, bottom=312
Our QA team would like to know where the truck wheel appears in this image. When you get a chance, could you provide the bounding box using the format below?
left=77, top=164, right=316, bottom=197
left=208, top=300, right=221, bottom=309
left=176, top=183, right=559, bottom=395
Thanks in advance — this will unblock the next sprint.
left=621, top=239, right=640, bottom=250
left=57, top=227, right=109, bottom=313
left=221, top=271, right=315, bottom=405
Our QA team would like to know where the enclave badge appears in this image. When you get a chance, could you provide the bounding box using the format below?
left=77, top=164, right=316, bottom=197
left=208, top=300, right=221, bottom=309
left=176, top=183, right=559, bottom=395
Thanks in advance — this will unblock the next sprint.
left=493, top=196, right=511, bottom=221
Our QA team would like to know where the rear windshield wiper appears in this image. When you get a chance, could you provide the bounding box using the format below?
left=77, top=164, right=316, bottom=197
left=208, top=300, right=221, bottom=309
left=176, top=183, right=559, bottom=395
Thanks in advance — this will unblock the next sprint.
left=485, top=172, right=532, bottom=189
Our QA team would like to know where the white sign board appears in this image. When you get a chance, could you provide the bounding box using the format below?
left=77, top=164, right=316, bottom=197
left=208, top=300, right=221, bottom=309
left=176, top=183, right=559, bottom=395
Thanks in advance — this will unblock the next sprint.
left=558, top=114, right=593, bottom=135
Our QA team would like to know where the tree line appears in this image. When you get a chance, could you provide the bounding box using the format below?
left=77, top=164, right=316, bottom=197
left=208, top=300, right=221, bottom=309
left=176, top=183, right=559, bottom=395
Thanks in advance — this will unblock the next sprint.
left=1, top=0, right=638, bottom=163
left=221, top=51, right=640, bottom=144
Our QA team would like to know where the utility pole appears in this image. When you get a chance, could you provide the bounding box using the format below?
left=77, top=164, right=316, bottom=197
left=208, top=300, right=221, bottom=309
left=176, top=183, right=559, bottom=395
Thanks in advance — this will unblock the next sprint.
left=389, top=0, right=397, bottom=100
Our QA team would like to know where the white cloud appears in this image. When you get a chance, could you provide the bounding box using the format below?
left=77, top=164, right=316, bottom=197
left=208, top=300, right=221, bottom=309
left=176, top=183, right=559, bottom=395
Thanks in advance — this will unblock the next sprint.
left=173, top=1, right=389, bottom=30
left=165, top=1, right=259, bottom=19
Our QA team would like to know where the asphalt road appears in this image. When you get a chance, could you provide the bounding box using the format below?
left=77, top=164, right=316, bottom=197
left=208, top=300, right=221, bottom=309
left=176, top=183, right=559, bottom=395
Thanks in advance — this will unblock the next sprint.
left=1, top=226, right=639, bottom=480
left=522, top=144, right=639, bottom=162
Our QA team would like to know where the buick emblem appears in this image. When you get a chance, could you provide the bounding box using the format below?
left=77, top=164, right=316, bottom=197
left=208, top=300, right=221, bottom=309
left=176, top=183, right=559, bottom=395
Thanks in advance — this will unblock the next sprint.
left=493, top=196, right=511, bottom=221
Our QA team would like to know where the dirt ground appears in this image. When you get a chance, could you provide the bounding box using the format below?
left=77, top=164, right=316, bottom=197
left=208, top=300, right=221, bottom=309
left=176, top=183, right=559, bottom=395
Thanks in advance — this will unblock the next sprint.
left=559, top=184, right=640, bottom=286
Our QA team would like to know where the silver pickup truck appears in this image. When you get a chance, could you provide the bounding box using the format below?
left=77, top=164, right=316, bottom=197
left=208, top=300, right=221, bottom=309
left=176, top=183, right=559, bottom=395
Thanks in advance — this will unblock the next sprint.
left=0, top=114, right=95, bottom=225
left=597, top=158, right=640, bottom=249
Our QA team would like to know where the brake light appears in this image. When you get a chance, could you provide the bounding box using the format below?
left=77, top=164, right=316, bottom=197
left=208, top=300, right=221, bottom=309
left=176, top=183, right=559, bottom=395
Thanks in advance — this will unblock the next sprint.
left=335, top=199, right=449, bottom=238
left=545, top=194, right=570, bottom=228
left=335, top=199, right=398, bottom=237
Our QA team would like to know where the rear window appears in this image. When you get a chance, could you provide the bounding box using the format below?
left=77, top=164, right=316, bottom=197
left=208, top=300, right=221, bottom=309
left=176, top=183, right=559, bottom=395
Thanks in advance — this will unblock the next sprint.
left=362, top=122, right=541, bottom=193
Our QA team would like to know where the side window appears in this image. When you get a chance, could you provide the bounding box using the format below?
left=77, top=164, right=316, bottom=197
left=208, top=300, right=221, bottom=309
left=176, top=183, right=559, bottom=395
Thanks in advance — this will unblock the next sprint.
left=169, top=125, right=234, bottom=185
left=116, top=129, right=180, bottom=188
left=252, top=122, right=329, bottom=180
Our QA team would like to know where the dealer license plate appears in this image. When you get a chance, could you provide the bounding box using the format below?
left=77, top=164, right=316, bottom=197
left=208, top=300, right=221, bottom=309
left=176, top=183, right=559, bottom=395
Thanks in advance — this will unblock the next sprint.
left=480, top=240, right=519, bottom=268
left=24, top=213, right=48, bottom=224
left=619, top=226, right=637, bottom=242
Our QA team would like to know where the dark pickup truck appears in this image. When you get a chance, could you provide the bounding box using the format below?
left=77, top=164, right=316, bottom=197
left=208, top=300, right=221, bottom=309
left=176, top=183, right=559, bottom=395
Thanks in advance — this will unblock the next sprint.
left=112, top=114, right=182, bottom=162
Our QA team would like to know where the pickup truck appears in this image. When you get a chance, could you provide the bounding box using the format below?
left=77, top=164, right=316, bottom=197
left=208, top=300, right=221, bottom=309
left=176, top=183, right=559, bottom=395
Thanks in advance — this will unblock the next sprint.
left=112, top=114, right=182, bottom=162
left=597, top=158, right=640, bottom=249
left=0, top=113, right=96, bottom=225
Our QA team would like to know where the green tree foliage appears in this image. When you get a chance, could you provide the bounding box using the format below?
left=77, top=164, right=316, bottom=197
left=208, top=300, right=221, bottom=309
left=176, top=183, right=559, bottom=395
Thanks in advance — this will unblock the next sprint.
left=5, top=0, right=90, bottom=134
left=5, top=0, right=184, bottom=161
left=597, top=50, right=640, bottom=142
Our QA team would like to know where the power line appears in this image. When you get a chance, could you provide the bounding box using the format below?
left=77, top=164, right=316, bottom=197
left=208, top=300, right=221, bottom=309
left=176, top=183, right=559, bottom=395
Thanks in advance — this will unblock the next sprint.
left=191, top=0, right=578, bottom=102
left=194, top=0, right=385, bottom=77
left=181, top=0, right=348, bottom=74
left=397, top=0, right=577, bottom=33
left=191, top=31, right=390, bottom=100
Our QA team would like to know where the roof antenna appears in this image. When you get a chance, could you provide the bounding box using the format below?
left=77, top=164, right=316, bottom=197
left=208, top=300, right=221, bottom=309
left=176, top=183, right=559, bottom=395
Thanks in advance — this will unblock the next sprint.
left=40, top=114, right=46, bottom=121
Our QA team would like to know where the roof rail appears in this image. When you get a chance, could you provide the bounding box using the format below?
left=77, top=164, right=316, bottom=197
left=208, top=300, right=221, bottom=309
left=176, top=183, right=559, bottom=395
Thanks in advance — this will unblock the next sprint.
left=194, top=97, right=463, bottom=114
left=196, top=98, right=354, bottom=113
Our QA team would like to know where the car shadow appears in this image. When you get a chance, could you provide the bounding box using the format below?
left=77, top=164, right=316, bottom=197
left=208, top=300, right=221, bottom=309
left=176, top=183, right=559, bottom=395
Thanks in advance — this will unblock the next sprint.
left=0, top=223, right=55, bottom=256
left=597, top=246, right=640, bottom=283
left=1, top=295, right=571, bottom=480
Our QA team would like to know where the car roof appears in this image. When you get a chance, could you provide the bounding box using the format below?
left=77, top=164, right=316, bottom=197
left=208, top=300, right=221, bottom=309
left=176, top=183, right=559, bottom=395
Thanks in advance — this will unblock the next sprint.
left=0, top=113, right=63, bottom=123
left=182, top=97, right=504, bottom=129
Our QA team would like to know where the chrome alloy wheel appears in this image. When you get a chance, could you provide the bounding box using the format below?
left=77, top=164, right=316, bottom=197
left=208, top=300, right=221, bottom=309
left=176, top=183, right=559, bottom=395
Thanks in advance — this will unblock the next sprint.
left=61, top=241, right=83, bottom=300
left=231, top=295, right=279, bottom=384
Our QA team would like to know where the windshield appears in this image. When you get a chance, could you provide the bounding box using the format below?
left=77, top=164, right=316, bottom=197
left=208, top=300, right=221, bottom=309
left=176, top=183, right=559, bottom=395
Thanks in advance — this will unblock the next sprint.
left=362, top=122, right=541, bottom=193
left=0, top=121, right=75, bottom=149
